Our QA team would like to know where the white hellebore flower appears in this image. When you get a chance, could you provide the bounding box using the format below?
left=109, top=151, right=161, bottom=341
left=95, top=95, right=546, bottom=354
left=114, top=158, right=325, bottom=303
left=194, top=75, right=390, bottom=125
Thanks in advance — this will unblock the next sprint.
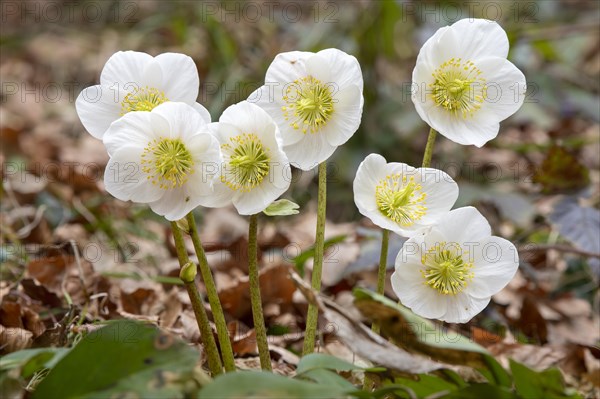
left=203, top=101, right=291, bottom=216
left=391, top=207, right=519, bottom=323
left=76, top=51, right=207, bottom=139
left=412, top=19, right=526, bottom=147
left=102, top=102, right=221, bottom=221
left=250, top=49, right=364, bottom=170
left=353, top=154, right=458, bottom=237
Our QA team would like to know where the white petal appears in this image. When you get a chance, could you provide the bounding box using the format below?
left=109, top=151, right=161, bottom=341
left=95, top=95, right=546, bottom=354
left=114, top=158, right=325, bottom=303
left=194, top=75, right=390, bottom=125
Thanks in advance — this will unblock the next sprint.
left=148, top=186, right=197, bottom=221
left=248, top=85, right=304, bottom=147
left=426, top=106, right=501, bottom=147
left=450, top=19, right=509, bottom=60
left=76, top=85, right=124, bottom=139
left=416, top=168, right=459, bottom=224
left=151, top=102, right=206, bottom=141
left=469, top=236, right=519, bottom=298
left=187, top=133, right=222, bottom=192
left=104, top=146, right=162, bottom=203
left=264, top=51, right=313, bottom=84
left=323, top=84, right=363, bottom=146
left=267, top=154, right=292, bottom=191
left=440, top=294, right=490, bottom=323
left=316, top=48, right=364, bottom=95
left=282, top=133, right=336, bottom=170
left=305, top=54, right=332, bottom=83
left=188, top=132, right=220, bottom=161
left=102, top=111, right=155, bottom=156
left=154, top=52, right=200, bottom=102
left=353, top=154, right=387, bottom=214
left=100, top=51, right=152, bottom=87
left=197, top=181, right=235, bottom=209
left=140, top=59, right=163, bottom=89
left=434, top=207, right=492, bottom=243
left=416, top=26, right=458, bottom=71
left=392, top=271, right=448, bottom=320
left=233, top=183, right=279, bottom=215
left=477, top=57, right=527, bottom=122
left=219, top=101, right=275, bottom=137
left=192, top=102, right=212, bottom=124
left=209, top=121, right=244, bottom=147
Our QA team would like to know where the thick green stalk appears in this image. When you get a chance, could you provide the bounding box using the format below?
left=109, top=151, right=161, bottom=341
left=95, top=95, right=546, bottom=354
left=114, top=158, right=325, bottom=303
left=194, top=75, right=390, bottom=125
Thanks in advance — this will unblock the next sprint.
left=372, top=228, right=390, bottom=335
left=248, top=213, right=272, bottom=371
left=303, top=161, right=327, bottom=355
left=186, top=213, right=236, bottom=372
left=422, top=128, right=438, bottom=168
left=170, top=221, right=223, bottom=376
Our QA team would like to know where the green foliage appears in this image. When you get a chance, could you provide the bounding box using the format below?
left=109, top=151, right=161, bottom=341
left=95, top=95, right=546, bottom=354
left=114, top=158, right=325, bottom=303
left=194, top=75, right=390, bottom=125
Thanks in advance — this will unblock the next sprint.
left=198, top=371, right=355, bottom=398
left=353, top=288, right=512, bottom=387
left=510, top=360, right=582, bottom=399
left=296, top=353, right=363, bottom=375
left=263, top=199, right=300, bottom=216
left=31, top=320, right=200, bottom=399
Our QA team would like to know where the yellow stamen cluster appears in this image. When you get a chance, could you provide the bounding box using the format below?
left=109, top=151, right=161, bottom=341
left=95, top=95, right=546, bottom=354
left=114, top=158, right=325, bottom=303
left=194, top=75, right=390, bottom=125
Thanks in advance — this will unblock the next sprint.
left=282, top=76, right=334, bottom=134
left=375, top=174, right=427, bottom=226
left=430, top=58, right=486, bottom=119
left=420, top=241, right=474, bottom=295
left=221, top=133, right=271, bottom=192
left=141, top=137, right=194, bottom=189
left=121, top=86, right=168, bottom=114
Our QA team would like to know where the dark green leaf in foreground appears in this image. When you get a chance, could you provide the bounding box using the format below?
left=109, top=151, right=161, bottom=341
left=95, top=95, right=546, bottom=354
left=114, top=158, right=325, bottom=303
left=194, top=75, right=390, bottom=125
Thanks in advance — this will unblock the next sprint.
left=352, top=289, right=511, bottom=387
left=198, top=371, right=354, bottom=398
left=32, top=320, right=200, bottom=399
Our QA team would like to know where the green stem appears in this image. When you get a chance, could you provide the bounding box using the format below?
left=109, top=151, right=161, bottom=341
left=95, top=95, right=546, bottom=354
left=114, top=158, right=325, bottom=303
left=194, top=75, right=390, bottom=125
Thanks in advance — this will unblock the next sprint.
left=422, top=127, right=438, bottom=168
left=303, top=161, right=327, bottom=355
left=363, top=228, right=390, bottom=390
left=372, top=229, right=390, bottom=335
left=248, top=213, right=272, bottom=371
left=170, top=221, right=223, bottom=376
left=186, top=213, right=236, bottom=372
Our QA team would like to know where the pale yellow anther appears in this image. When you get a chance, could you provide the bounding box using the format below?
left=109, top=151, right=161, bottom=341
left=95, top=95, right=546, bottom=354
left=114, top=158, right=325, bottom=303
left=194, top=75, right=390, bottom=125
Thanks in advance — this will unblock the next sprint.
left=375, top=173, right=427, bottom=227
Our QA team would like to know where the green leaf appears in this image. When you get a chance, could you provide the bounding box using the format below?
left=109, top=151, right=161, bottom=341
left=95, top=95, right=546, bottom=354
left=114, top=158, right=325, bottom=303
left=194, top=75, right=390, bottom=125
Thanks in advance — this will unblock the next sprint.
left=296, top=353, right=362, bottom=375
left=300, top=369, right=356, bottom=390
left=32, top=320, right=200, bottom=399
left=352, top=289, right=511, bottom=387
left=0, top=348, right=69, bottom=378
left=392, top=374, right=460, bottom=397
left=198, top=371, right=354, bottom=398
left=263, top=199, right=300, bottom=216
left=510, top=360, right=581, bottom=399
left=442, top=383, right=518, bottom=399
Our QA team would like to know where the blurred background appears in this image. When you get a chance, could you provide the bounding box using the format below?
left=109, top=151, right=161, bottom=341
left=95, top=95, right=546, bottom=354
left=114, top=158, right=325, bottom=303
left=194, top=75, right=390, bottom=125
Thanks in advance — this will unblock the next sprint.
left=1, top=0, right=599, bottom=388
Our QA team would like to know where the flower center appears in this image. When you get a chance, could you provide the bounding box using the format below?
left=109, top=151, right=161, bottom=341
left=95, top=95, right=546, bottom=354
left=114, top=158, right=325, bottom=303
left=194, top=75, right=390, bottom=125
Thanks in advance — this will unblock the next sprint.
left=121, top=86, right=168, bottom=114
left=282, top=76, right=334, bottom=134
left=375, top=174, right=427, bottom=226
left=141, top=137, right=194, bottom=189
left=420, top=242, right=474, bottom=295
left=221, top=133, right=271, bottom=192
left=429, top=58, right=486, bottom=119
